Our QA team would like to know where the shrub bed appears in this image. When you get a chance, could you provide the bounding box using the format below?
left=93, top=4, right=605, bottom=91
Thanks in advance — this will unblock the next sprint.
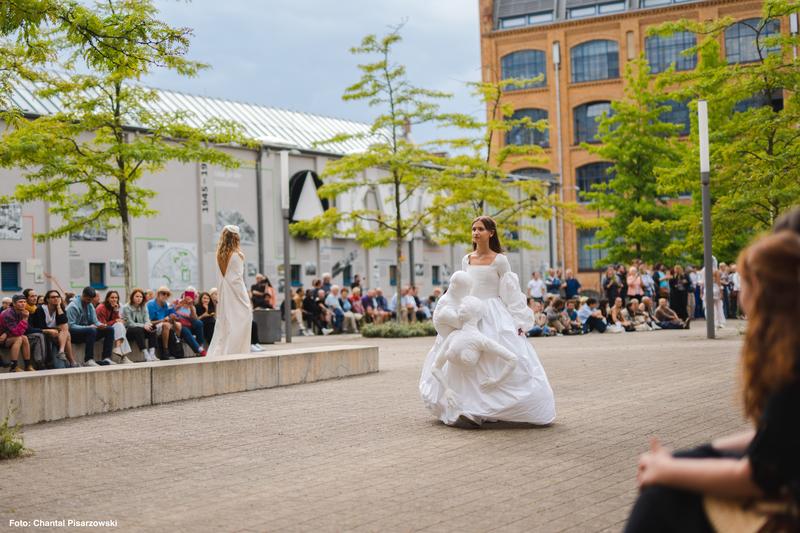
left=361, top=321, right=437, bottom=338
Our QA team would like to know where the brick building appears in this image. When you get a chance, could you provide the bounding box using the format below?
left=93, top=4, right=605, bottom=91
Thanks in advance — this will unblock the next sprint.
left=478, top=0, right=773, bottom=289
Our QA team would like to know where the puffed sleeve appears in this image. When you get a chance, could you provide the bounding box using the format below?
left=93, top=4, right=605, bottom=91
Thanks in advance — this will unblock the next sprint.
left=461, top=254, right=470, bottom=272
left=496, top=255, right=535, bottom=332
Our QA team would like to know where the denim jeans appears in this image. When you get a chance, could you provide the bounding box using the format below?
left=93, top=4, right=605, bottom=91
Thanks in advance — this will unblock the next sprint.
left=69, top=325, right=114, bottom=361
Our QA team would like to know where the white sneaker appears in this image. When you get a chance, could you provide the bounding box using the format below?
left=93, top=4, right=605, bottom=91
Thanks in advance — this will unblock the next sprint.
left=112, top=346, right=123, bottom=356
left=103, top=357, right=117, bottom=365
left=57, top=352, right=67, bottom=361
left=120, top=356, right=134, bottom=364
left=83, top=360, right=99, bottom=367
left=322, top=328, right=332, bottom=336
left=250, top=344, right=263, bottom=353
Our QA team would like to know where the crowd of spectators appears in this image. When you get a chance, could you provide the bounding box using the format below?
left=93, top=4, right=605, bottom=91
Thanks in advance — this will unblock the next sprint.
left=0, top=283, right=267, bottom=372
left=525, top=261, right=741, bottom=337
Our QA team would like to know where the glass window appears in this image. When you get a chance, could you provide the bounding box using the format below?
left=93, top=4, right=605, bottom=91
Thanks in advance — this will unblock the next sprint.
left=576, top=162, right=614, bottom=202
left=725, top=18, right=781, bottom=64
left=499, top=16, right=527, bottom=29
left=501, top=50, right=547, bottom=91
left=735, top=89, right=784, bottom=113
left=578, top=229, right=609, bottom=271
left=574, top=101, right=611, bottom=144
left=569, top=5, right=597, bottom=18
left=659, top=99, right=691, bottom=135
left=390, top=265, right=397, bottom=287
left=570, top=40, right=619, bottom=83
left=1, top=262, right=21, bottom=292
left=645, top=32, right=697, bottom=74
left=506, top=109, right=549, bottom=147
left=642, top=0, right=671, bottom=6
left=89, top=263, right=106, bottom=289
left=290, top=264, right=301, bottom=286
left=529, top=12, right=554, bottom=24
left=599, top=2, right=625, bottom=14
left=432, top=265, right=440, bottom=286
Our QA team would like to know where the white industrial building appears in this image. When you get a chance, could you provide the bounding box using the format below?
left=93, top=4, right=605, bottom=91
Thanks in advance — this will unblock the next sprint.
left=0, top=81, right=553, bottom=299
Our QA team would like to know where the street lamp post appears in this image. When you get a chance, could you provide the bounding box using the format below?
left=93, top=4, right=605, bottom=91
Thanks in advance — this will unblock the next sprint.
left=698, top=100, right=714, bottom=339
left=279, top=148, right=300, bottom=343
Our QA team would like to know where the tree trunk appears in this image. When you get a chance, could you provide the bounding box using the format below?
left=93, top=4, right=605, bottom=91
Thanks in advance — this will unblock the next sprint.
left=119, top=181, right=132, bottom=297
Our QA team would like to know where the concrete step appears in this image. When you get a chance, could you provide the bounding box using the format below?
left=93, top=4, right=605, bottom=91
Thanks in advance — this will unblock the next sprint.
left=0, top=345, right=379, bottom=426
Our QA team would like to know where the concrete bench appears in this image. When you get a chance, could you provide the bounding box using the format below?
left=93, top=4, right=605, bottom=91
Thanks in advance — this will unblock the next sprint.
left=0, top=338, right=196, bottom=368
left=0, top=344, right=379, bottom=425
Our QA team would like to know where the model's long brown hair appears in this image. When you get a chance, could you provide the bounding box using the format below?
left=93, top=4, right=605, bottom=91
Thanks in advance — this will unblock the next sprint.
left=216, top=228, right=241, bottom=276
left=738, top=230, right=800, bottom=422
left=472, top=215, right=504, bottom=253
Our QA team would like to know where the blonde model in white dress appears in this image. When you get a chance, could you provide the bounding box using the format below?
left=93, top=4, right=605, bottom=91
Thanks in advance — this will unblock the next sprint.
left=420, top=252, right=556, bottom=426
left=207, top=225, right=252, bottom=357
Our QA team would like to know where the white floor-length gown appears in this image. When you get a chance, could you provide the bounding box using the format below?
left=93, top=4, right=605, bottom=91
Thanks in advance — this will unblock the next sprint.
left=207, top=252, right=252, bottom=357
left=420, top=254, right=556, bottom=425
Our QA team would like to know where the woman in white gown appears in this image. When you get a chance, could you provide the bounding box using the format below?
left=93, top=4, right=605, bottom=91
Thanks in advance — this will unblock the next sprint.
left=420, top=216, right=556, bottom=427
left=207, top=225, right=252, bottom=357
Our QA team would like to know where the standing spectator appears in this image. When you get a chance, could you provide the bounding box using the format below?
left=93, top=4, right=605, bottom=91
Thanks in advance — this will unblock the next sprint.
left=96, top=290, right=134, bottom=364
left=325, top=285, right=345, bottom=333
left=616, top=265, right=629, bottom=302
left=684, top=266, right=697, bottom=319
left=655, top=298, right=690, bottom=329
left=545, top=268, right=562, bottom=296
left=527, top=272, right=546, bottom=303
left=668, top=265, right=691, bottom=320
left=146, top=286, right=182, bottom=359
left=1, top=295, right=36, bottom=371
left=339, top=287, right=362, bottom=333
left=626, top=266, right=644, bottom=303
left=601, top=266, right=620, bottom=303
left=195, top=292, right=216, bottom=345
left=702, top=270, right=727, bottom=329
left=564, top=269, right=581, bottom=299
left=173, top=289, right=206, bottom=355
left=122, top=289, right=158, bottom=362
left=657, top=264, right=671, bottom=299
left=67, top=287, right=115, bottom=366
left=641, top=265, right=656, bottom=300
left=719, top=262, right=732, bottom=319
left=30, top=290, right=78, bottom=368
left=729, top=264, right=741, bottom=319
left=350, top=274, right=362, bottom=291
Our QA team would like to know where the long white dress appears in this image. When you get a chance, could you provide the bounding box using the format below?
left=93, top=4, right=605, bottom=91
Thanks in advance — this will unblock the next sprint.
left=207, top=252, right=252, bottom=357
left=419, top=254, right=556, bottom=425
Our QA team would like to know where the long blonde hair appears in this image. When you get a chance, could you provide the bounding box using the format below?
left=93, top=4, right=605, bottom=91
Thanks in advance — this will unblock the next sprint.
left=216, top=228, right=241, bottom=275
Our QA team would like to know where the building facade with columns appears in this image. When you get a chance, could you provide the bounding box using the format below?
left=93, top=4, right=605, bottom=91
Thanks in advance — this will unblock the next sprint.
left=0, top=81, right=552, bottom=300
left=478, top=0, right=771, bottom=289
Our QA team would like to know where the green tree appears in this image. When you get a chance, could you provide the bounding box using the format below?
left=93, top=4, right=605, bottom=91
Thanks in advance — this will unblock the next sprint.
left=582, top=57, right=683, bottom=265
left=0, top=0, right=249, bottom=294
left=653, top=0, right=800, bottom=262
left=291, top=27, right=450, bottom=316
left=429, top=77, right=554, bottom=250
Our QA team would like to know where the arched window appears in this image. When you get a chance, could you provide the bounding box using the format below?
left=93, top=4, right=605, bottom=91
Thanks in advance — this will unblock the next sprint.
left=573, top=101, right=611, bottom=144
left=506, top=109, right=549, bottom=147
left=659, top=100, right=690, bottom=136
left=725, top=18, right=781, bottom=64
left=645, top=32, right=697, bottom=74
left=501, top=50, right=547, bottom=90
left=570, top=40, right=619, bottom=83
left=576, top=162, right=614, bottom=202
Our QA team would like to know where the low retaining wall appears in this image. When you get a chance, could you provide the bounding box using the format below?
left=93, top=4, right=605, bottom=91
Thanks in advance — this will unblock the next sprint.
left=0, top=345, right=378, bottom=426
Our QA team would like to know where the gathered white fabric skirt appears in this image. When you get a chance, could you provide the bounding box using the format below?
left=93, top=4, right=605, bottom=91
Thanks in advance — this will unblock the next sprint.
left=419, top=297, right=556, bottom=426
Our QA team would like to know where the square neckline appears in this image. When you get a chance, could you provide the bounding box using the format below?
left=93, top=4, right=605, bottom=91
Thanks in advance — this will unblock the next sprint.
left=467, top=253, right=499, bottom=267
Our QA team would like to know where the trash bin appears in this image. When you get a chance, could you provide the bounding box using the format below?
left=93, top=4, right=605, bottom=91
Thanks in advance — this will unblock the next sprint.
left=253, top=309, right=282, bottom=344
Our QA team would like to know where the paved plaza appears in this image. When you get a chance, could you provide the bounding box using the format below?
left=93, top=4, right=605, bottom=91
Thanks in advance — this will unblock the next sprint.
left=2, top=322, right=748, bottom=532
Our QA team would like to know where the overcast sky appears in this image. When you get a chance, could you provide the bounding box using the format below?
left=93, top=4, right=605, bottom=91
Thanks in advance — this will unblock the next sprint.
left=144, top=0, right=484, bottom=144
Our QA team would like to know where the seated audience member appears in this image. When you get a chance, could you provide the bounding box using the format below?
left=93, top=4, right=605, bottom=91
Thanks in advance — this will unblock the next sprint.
left=64, top=292, right=75, bottom=305
left=410, top=286, right=429, bottom=321
left=577, top=297, right=607, bottom=333
left=1, top=295, right=36, bottom=371
left=144, top=289, right=155, bottom=303
left=626, top=299, right=653, bottom=332
left=1, top=297, right=11, bottom=311
left=564, top=270, right=581, bottom=300
left=545, top=298, right=569, bottom=335
left=639, top=296, right=657, bottom=322
left=527, top=299, right=552, bottom=337
left=250, top=274, right=274, bottom=310
left=375, top=288, right=392, bottom=321
left=30, top=290, right=78, bottom=368
left=195, top=291, right=216, bottom=344
left=339, top=287, right=362, bottom=333
left=361, top=289, right=381, bottom=325
left=325, top=285, right=345, bottom=333
left=654, top=298, right=690, bottom=330
left=67, top=287, right=115, bottom=366
left=610, top=297, right=635, bottom=332
left=303, top=289, right=321, bottom=332
left=391, top=286, right=417, bottom=323
left=96, top=290, right=134, bottom=363
left=564, top=299, right=582, bottom=333
left=428, top=288, right=442, bottom=313
left=146, top=286, right=182, bottom=359
left=625, top=230, right=800, bottom=533
left=22, top=288, right=38, bottom=314
left=287, top=287, right=309, bottom=336
left=315, top=289, right=333, bottom=335
left=173, top=288, right=206, bottom=356
left=122, top=289, right=159, bottom=362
